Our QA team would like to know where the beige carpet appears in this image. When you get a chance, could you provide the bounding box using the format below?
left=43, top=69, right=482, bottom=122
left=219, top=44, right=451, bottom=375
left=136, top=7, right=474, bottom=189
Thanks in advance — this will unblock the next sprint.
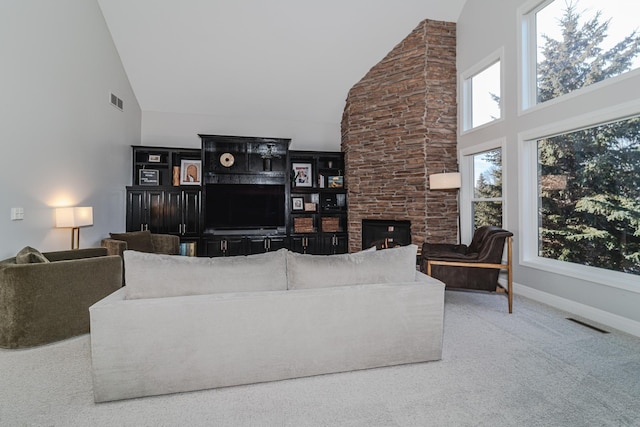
left=1, top=290, right=639, bottom=426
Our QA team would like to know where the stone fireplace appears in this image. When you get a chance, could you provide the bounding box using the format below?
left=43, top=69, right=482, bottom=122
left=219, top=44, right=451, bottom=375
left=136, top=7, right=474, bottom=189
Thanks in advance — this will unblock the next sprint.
left=341, top=19, right=458, bottom=252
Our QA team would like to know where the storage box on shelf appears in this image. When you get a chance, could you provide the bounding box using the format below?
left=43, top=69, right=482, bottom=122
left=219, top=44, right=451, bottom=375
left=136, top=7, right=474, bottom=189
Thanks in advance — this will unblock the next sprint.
left=293, top=217, right=315, bottom=234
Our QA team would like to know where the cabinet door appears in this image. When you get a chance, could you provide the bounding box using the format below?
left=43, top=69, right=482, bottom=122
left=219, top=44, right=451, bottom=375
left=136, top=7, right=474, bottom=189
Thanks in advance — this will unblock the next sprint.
left=182, top=189, right=202, bottom=236
left=320, top=234, right=348, bottom=255
left=267, top=236, right=287, bottom=252
left=206, top=237, right=246, bottom=257
left=163, top=189, right=183, bottom=234
left=289, top=236, right=318, bottom=254
left=247, top=236, right=287, bottom=254
left=127, top=189, right=148, bottom=231
left=147, top=190, right=166, bottom=233
left=127, top=189, right=165, bottom=232
left=247, top=237, right=268, bottom=254
left=162, top=189, right=201, bottom=236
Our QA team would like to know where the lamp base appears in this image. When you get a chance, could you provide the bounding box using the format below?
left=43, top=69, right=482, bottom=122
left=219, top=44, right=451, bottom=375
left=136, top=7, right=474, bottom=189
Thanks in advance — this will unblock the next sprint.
left=71, top=227, right=80, bottom=250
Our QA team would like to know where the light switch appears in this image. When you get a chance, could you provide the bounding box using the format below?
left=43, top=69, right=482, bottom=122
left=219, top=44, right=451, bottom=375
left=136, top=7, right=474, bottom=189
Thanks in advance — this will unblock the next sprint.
left=11, top=207, right=24, bottom=220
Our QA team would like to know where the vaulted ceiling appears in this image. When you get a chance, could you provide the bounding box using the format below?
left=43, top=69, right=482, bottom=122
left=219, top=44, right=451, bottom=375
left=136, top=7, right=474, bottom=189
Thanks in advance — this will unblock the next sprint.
left=97, top=0, right=466, bottom=127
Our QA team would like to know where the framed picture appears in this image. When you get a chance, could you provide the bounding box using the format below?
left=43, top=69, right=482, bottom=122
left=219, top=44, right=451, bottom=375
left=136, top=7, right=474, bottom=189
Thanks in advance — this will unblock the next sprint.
left=328, top=175, right=344, bottom=189
left=292, top=162, right=312, bottom=187
left=139, top=169, right=159, bottom=186
left=148, top=154, right=161, bottom=163
left=292, top=197, right=304, bottom=211
left=180, top=159, right=201, bottom=185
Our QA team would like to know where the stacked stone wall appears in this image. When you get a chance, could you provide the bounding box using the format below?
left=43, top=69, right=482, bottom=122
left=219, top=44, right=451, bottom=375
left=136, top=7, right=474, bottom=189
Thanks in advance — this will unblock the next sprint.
left=341, top=19, right=457, bottom=251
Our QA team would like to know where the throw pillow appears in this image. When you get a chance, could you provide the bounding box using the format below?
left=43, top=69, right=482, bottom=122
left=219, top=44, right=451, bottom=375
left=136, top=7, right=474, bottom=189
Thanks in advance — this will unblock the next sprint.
left=15, top=246, right=50, bottom=264
left=110, top=231, right=155, bottom=253
left=286, top=244, right=417, bottom=290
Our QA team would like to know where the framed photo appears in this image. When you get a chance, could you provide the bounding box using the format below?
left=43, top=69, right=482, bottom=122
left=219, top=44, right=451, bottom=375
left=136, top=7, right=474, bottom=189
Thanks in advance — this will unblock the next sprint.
left=139, top=169, right=159, bottom=186
left=292, top=197, right=304, bottom=211
left=292, top=162, right=312, bottom=187
left=148, top=154, right=161, bottom=163
left=328, top=175, right=344, bottom=189
left=180, top=159, right=201, bottom=185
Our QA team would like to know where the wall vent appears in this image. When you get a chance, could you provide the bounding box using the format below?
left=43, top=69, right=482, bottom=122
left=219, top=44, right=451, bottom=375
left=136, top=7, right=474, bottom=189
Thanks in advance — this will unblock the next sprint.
left=109, top=92, right=123, bottom=111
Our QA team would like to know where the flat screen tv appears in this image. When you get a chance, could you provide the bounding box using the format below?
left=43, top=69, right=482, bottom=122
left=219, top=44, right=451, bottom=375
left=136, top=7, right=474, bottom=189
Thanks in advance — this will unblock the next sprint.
left=205, top=184, right=285, bottom=231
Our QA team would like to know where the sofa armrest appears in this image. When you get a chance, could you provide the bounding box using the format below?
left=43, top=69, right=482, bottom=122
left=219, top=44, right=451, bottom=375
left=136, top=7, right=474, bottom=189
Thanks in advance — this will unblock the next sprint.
left=151, top=234, right=180, bottom=255
left=101, top=238, right=127, bottom=257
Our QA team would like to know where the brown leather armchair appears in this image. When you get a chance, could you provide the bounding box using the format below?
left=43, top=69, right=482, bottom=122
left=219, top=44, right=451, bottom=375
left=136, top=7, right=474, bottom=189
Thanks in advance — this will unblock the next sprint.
left=422, top=226, right=513, bottom=313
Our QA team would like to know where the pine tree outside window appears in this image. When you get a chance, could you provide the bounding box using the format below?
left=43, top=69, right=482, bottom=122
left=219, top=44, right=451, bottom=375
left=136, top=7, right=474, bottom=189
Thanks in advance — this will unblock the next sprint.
left=518, top=0, right=640, bottom=285
left=460, top=140, right=506, bottom=244
left=521, top=0, right=640, bottom=110
left=472, top=149, right=503, bottom=231
left=536, top=117, right=640, bottom=275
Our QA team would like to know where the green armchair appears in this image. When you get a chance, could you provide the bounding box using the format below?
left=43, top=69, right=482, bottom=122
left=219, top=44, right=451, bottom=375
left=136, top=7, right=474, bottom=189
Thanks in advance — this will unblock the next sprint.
left=101, top=230, right=180, bottom=257
left=0, top=247, right=122, bottom=349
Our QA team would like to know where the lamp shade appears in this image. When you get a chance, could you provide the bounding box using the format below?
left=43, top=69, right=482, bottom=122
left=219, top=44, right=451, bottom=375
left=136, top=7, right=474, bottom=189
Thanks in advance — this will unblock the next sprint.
left=429, top=172, right=461, bottom=190
left=55, top=207, right=93, bottom=228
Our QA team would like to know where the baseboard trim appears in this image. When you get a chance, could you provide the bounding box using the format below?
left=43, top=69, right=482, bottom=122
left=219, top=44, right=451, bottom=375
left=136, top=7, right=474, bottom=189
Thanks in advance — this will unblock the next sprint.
left=512, top=282, right=640, bottom=338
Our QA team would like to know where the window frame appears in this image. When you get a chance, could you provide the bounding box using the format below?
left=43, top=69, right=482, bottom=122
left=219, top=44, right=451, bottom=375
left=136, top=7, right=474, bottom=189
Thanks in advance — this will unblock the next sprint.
left=460, top=138, right=507, bottom=244
left=518, top=100, right=640, bottom=293
left=460, top=48, right=505, bottom=134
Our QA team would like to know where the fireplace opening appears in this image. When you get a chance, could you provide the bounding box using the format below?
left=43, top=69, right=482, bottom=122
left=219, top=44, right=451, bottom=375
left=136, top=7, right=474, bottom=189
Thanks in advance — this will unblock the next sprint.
left=362, top=219, right=411, bottom=249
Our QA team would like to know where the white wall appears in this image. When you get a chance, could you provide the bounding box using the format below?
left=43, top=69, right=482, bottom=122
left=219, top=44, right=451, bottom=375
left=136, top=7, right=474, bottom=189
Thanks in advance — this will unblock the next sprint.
left=457, top=0, right=640, bottom=332
left=0, top=0, right=141, bottom=259
left=141, top=111, right=341, bottom=152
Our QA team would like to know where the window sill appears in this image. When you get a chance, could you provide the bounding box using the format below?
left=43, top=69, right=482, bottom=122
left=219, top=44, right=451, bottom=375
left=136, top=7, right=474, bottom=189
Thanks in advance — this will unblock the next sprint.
left=521, top=256, right=640, bottom=294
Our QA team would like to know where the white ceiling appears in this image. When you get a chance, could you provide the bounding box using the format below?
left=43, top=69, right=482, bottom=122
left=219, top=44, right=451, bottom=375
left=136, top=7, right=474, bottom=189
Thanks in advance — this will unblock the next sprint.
left=98, top=0, right=466, bottom=127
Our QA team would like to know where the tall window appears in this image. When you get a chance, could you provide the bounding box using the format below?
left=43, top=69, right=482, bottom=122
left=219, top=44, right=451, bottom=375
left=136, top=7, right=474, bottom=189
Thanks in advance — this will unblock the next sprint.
left=536, top=115, right=640, bottom=275
left=522, top=0, right=640, bottom=109
left=471, top=149, right=503, bottom=231
left=462, top=52, right=502, bottom=131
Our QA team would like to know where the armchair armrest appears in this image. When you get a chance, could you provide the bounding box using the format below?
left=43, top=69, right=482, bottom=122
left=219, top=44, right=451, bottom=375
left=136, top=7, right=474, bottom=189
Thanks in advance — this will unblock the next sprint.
left=422, top=243, right=468, bottom=253
left=151, top=234, right=180, bottom=255
left=101, top=238, right=127, bottom=257
left=424, top=251, right=481, bottom=262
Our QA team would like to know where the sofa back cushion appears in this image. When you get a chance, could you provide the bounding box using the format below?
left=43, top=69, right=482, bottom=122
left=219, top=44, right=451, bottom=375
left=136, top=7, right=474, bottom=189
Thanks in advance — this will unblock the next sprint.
left=286, top=244, right=418, bottom=290
left=124, top=249, right=288, bottom=300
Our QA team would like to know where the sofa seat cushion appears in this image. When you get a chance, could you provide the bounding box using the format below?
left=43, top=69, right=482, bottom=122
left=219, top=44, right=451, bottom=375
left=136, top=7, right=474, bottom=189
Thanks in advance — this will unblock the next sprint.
left=287, top=244, right=418, bottom=290
left=124, top=249, right=288, bottom=299
left=15, top=246, right=50, bottom=264
left=110, top=231, right=155, bottom=253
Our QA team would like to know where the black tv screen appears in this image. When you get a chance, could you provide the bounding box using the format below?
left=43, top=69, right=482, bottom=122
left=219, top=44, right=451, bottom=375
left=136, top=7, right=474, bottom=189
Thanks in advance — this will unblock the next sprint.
left=205, top=184, right=285, bottom=230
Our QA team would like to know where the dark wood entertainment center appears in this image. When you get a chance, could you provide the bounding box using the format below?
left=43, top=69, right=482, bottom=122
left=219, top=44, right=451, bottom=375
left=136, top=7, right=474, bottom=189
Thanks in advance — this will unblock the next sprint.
left=125, top=135, right=347, bottom=256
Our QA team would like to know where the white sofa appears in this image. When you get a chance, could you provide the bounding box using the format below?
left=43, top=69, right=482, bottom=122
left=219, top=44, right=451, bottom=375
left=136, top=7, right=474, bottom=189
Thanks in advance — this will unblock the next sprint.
left=90, top=245, right=445, bottom=402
